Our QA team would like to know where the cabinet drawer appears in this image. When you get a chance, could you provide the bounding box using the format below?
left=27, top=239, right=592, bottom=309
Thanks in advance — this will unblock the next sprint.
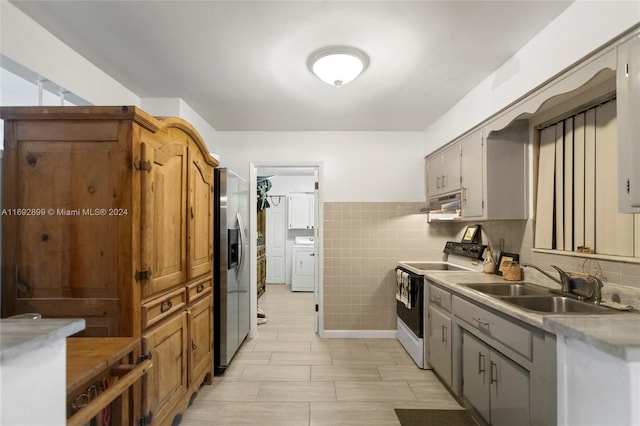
left=186, top=276, right=212, bottom=304
left=428, top=282, right=452, bottom=312
left=142, top=288, right=186, bottom=330
left=453, top=296, right=532, bottom=359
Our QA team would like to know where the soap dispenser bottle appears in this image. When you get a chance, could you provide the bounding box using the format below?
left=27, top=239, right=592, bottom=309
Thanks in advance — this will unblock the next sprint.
left=483, top=247, right=496, bottom=274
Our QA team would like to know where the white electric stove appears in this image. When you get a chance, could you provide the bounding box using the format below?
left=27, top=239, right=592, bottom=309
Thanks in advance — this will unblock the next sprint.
left=396, top=241, right=486, bottom=368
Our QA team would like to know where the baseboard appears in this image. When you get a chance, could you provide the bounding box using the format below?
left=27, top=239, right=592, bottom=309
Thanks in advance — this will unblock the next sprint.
left=320, top=330, right=397, bottom=339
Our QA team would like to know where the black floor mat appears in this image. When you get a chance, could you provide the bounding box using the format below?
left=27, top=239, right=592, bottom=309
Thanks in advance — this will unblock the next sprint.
left=394, top=409, right=478, bottom=426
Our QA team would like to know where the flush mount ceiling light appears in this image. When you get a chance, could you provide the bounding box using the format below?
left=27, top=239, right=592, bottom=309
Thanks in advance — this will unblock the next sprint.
left=307, top=46, right=370, bottom=87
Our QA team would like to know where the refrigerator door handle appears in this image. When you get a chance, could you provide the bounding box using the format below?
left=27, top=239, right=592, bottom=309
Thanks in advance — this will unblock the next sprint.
left=236, top=212, right=246, bottom=271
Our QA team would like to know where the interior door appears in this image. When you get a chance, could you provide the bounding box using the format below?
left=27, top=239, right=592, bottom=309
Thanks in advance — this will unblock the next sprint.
left=266, top=196, right=286, bottom=283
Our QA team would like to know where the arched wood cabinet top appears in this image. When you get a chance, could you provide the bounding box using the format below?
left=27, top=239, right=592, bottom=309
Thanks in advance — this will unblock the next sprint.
left=0, top=105, right=219, bottom=167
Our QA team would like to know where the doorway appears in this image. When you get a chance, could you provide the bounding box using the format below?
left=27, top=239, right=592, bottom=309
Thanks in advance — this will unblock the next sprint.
left=249, top=163, right=322, bottom=339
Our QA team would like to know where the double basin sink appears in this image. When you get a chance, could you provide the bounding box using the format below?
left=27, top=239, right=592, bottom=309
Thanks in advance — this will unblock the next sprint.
left=465, top=282, right=614, bottom=314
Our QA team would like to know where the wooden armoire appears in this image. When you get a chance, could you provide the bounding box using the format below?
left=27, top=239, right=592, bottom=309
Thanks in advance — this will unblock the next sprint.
left=1, top=106, right=218, bottom=425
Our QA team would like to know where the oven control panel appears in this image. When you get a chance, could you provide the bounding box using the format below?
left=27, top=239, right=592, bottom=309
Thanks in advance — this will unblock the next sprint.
left=443, top=241, right=486, bottom=260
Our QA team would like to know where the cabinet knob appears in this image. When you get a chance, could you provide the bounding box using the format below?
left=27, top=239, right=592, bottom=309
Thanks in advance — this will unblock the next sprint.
left=160, top=300, right=173, bottom=313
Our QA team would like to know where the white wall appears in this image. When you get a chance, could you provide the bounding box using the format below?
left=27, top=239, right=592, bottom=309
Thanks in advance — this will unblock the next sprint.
left=215, top=131, right=425, bottom=202
left=0, top=2, right=139, bottom=107
left=141, top=98, right=221, bottom=155
left=267, top=174, right=315, bottom=195
left=424, top=1, right=640, bottom=154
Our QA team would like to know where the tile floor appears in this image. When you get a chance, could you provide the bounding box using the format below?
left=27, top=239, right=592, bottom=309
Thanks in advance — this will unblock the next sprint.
left=180, top=284, right=464, bottom=425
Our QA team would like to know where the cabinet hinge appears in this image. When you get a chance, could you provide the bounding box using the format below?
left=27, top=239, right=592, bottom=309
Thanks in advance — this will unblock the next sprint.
left=138, top=412, right=153, bottom=426
left=135, top=269, right=152, bottom=281
left=315, top=304, right=319, bottom=312
left=135, top=160, right=152, bottom=172
left=136, top=352, right=153, bottom=364
left=627, top=178, right=631, bottom=194
left=315, top=181, right=319, bottom=190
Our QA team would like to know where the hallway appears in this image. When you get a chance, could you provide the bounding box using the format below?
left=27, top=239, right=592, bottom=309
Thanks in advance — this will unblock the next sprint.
left=180, top=285, right=463, bottom=425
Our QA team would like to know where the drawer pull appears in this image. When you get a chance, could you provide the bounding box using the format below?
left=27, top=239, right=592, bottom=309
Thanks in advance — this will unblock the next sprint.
left=478, top=352, right=485, bottom=374
left=472, top=317, right=490, bottom=327
left=160, top=300, right=173, bottom=313
left=490, top=361, right=498, bottom=384
left=431, top=295, right=442, bottom=305
left=197, top=283, right=205, bottom=293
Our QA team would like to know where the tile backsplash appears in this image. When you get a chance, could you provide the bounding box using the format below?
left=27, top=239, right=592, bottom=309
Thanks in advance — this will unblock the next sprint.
left=323, top=209, right=640, bottom=332
left=323, top=202, right=454, bottom=330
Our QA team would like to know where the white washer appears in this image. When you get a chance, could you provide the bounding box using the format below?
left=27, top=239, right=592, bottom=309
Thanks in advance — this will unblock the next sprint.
left=291, top=236, right=315, bottom=292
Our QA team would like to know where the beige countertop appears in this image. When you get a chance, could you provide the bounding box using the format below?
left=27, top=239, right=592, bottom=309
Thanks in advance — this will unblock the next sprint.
left=423, top=270, right=640, bottom=361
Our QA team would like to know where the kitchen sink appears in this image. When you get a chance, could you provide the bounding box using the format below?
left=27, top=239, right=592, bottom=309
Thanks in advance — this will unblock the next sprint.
left=501, top=295, right=615, bottom=314
left=466, top=282, right=550, bottom=296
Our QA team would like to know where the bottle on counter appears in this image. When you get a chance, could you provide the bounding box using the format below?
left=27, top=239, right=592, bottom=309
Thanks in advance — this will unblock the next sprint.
left=483, top=246, right=496, bottom=274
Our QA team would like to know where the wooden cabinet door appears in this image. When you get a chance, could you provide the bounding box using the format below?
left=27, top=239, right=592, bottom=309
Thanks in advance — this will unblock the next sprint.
left=140, top=141, right=188, bottom=299
left=188, top=149, right=213, bottom=279
left=1, top=121, right=127, bottom=336
left=461, top=131, right=484, bottom=218
left=489, top=349, right=530, bottom=426
left=462, top=331, right=491, bottom=423
left=187, top=294, right=213, bottom=388
left=428, top=306, right=452, bottom=388
left=142, top=311, right=188, bottom=426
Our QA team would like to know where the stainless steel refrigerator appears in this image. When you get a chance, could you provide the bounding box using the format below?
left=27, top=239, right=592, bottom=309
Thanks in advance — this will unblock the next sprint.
left=214, top=168, right=250, bottom=375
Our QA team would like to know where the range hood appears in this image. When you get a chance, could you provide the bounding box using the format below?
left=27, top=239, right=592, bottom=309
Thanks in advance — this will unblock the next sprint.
left=421, top=192, right=461, bottom=222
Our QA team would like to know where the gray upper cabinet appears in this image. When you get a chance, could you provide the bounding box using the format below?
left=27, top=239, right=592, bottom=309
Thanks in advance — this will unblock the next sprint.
left=426, top=121, right=527, bottom=221
left=617, top=32, right=640, bottom=213
left=425, top=141, right=461, bottom=198
left=460, top=130, right=484, bottom=218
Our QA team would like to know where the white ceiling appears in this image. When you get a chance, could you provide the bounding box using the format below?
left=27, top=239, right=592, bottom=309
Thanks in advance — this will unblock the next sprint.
left=9, top=1, right=573, bottom=132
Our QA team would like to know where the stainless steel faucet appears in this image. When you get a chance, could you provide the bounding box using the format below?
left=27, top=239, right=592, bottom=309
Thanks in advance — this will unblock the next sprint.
left=521, top=264, right=569, bottom=292
left=522, top=263, right=603, bottom=304
left=590, top=276, right=604, bottom=304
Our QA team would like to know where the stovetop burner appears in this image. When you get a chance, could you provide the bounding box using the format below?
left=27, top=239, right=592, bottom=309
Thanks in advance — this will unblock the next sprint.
left=398, top=242, right=487, bottom=275
left=401, top=262, right=471, bottom=271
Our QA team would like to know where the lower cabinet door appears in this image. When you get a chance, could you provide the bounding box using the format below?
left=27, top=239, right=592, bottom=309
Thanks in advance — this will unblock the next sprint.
left=489, top=349, right=530, bottom=426
left=142, top=311, right=188, bottom=425
left=463, top=330, right=531, bottom=426
left=188, top=295, right=213, bottom=388
left=462, top=331, right=491, bottom=423
left=428, top=306, right=452, bottom=387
